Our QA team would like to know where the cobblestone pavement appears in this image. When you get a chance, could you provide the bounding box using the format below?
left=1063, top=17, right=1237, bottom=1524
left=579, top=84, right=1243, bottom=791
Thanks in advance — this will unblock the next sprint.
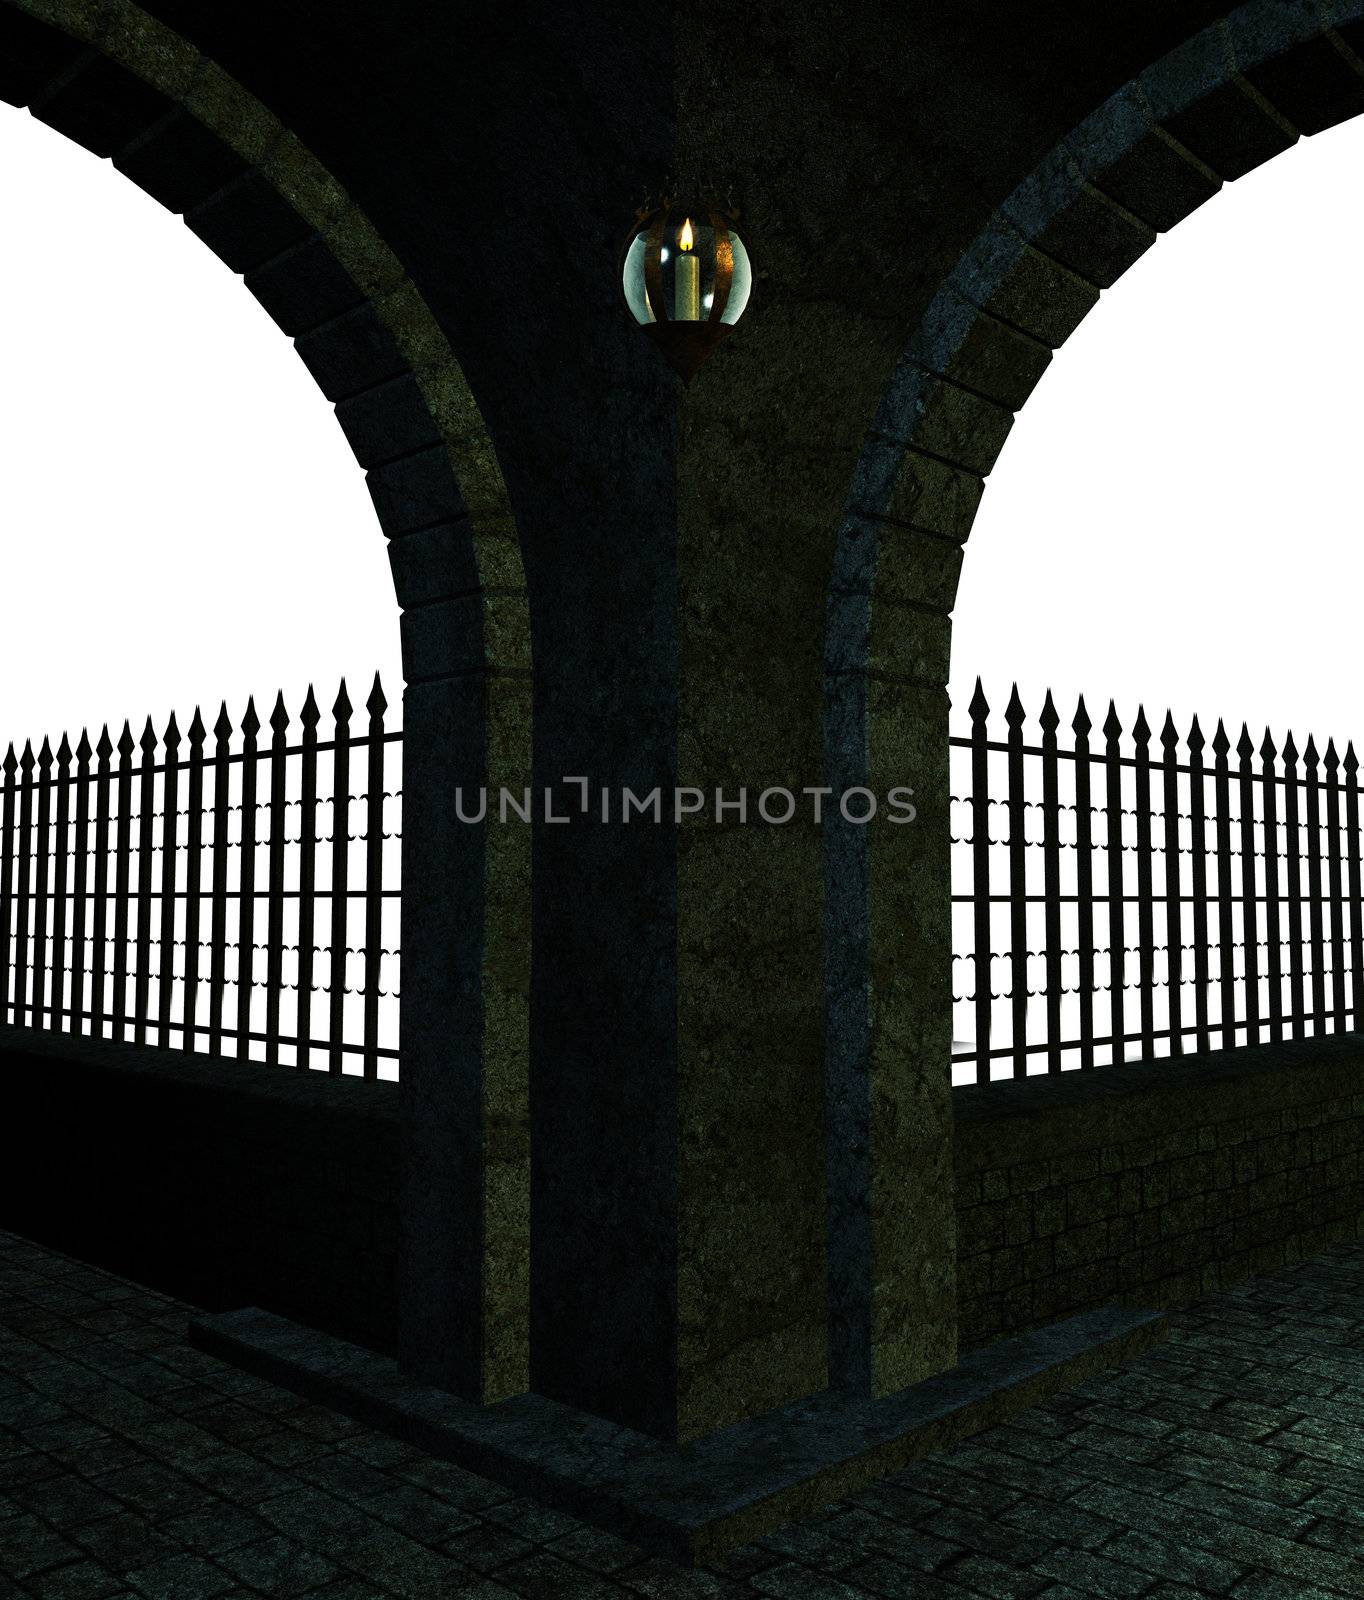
left=7, top=1231, right=1364, bottom=1599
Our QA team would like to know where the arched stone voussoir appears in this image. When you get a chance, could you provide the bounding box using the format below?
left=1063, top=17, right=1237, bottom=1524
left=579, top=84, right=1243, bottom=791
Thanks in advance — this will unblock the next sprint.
left=115, top=106, right=254, bottom=215
left=259, top=127, right=354, bottom=237
left=400, top=593, right=533, bottom=686
left=243, top=235, right=372, bottom=339
left=29, top=49, right=175, bottom=155
left=1082, top=123, right=1223, bottom=235
left=855, top=0, right=1364, bottom=610
left=890, top=0, right=1364, bottom=560
left=0, top=5, right=90, bottom=106
left=950, top=217, right=1101, bottom=350
left=869, top=524, right=965, bottom=619
left=179, top=55, right=283, bottom=166
left=0, top=0, right=534, bottom=1405
left=988, top=123, right=1157, bottom=300
left=821, top=0, right=1364, bottom=1402
left=911, top=283, right=1054, bottom=411
left=184, top=167, right=317, bottom=275
left=888, top=365, right=1015, bottom=481
left=1139, top=22, right=1297, bottom=181
left=865, top=601, right=952, bottom=689
left=1014, top=182, right=1157, bottom=294
left=1332, top=3, right=1364, bottom=60
left=294, top=302, right=412, bottom=403
left=1229, top=6, right=1364, bottom=134
left=865, top=444, right=983, bottom=546
left=368, top=443, right=470, bottom=538
left=336, top=373, right=445, bottom=472
left=387, top=522, right=484, bottom=611
left=0, top=0, right=527, bottom=595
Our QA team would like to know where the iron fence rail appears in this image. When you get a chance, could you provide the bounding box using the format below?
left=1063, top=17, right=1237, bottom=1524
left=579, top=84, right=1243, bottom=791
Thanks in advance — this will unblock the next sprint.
left=13, top=668, right=1348, bottom=1090
left=0, top=673, right=401, bottom=1077
left=951, top=680, right=1364, bottom=1084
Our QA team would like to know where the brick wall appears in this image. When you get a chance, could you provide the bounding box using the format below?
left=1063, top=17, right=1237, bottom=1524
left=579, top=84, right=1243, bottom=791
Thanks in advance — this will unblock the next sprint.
left=953, top=1035, right=1364, bottom=1354
left=8, top=1023, right=1364, bottom=1375
left=0, top=1026, right=399, bottom=1357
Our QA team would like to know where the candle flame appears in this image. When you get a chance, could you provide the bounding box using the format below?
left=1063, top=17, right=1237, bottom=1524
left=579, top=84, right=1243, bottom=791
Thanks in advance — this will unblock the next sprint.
left=679, top=217, right=694, bottom=251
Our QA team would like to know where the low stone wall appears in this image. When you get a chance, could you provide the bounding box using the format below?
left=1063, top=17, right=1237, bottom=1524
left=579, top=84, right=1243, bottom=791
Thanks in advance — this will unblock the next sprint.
left=8, top=1025, right=1364, bottom=1377
left=0, top=1025, right=399, bottom=1357
left=953, top=1034, right=1364, bottom=1354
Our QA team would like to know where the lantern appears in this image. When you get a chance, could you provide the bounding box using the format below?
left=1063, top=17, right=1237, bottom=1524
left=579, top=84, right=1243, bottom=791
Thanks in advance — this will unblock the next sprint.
left=620, top=191, right=753, bottom=382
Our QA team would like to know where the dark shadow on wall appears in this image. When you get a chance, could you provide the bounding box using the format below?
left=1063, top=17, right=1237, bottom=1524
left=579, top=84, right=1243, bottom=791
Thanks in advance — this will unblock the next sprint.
left=0, top=1029, right=400, bottom=1356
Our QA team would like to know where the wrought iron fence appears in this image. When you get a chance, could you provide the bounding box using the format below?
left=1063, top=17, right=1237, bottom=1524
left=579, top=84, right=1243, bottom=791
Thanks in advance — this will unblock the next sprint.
left=951, top=680, right=1364, bottom=1085
left=0, top=673, right=401, bottom=1077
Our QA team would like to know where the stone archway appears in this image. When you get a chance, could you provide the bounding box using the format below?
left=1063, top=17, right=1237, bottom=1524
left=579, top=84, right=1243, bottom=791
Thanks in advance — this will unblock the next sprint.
left=0, top=0, right=532, bottom=1403
left=823, top=0, right=1364, bottom=1388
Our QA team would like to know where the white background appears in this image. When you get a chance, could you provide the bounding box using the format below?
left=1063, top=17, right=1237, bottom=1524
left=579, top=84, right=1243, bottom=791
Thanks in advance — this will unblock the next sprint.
left=0, top=104, right=401, bottom=762
left=2, top=103, right=1362, bottom=770
left=949, top=113, right=1364, bottom=751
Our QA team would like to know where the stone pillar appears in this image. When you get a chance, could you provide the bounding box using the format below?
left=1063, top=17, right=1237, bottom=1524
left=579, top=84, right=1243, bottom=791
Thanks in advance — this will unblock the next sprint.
left=520, top=1, right=970, bottom=1446
left=398, top=667, right=532, bottom=1403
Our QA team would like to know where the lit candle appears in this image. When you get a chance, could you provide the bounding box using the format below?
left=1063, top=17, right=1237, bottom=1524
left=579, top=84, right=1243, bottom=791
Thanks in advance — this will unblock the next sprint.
left=674, top=217, right=700, bottom=321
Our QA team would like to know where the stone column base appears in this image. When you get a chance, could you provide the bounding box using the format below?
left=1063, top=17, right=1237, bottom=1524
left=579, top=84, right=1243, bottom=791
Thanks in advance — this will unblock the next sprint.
left=188, top=1303, right=1167, bottom=1567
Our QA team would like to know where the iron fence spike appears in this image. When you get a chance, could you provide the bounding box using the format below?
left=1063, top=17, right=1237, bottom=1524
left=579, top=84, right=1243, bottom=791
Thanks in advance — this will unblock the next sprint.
left=1005, top=682, right=1025, bottom=726
left=968, top=676, right=989, bottom=720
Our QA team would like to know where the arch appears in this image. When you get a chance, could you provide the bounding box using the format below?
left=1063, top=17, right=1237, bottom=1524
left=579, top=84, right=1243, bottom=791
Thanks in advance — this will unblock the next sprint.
left=822, top=0, right=1364, bottom=1387
left=0, top=0, right=532, bottom=1398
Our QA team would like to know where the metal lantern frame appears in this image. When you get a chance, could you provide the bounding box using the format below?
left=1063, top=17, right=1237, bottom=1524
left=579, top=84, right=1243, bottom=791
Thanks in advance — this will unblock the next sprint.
left=620, top=193, right=748, bottom=382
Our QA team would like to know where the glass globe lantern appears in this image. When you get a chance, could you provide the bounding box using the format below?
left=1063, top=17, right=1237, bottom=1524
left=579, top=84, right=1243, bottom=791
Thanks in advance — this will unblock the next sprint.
left=620, top=195, right=753, bottom=382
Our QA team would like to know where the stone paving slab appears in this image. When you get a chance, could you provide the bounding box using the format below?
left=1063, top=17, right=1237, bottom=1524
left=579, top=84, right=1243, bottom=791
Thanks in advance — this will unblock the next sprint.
left=7, top=1228, right=1364, bottom=1596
